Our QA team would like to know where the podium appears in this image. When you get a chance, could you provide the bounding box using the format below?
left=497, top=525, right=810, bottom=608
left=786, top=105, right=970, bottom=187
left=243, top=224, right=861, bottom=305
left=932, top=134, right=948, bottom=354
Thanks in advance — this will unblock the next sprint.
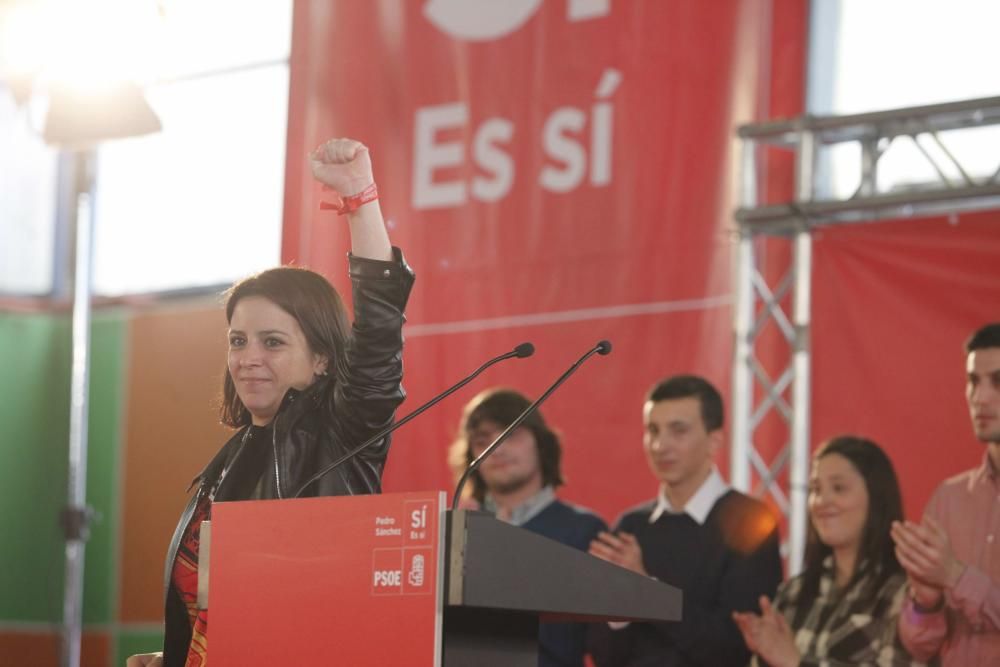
left=205, top=491, right=680, bottom=666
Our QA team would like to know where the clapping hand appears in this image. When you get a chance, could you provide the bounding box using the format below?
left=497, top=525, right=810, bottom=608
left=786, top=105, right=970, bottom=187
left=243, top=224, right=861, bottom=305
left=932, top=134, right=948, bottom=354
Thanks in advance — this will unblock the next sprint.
left=588, top=531, right=649, bottom=577
left=733, top=596, right=800, bottom=667
left=891, top=516, right=964, bottom=609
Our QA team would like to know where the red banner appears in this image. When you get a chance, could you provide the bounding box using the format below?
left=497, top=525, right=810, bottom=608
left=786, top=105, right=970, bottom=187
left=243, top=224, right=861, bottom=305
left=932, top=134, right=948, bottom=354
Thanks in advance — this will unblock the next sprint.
left=283, top=0, right=804, bottom=521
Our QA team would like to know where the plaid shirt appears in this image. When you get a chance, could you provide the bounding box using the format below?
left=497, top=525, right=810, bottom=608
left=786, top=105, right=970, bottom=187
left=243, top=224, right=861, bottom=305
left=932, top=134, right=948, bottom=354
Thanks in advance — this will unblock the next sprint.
left=753, top=558, right=927, bottom=667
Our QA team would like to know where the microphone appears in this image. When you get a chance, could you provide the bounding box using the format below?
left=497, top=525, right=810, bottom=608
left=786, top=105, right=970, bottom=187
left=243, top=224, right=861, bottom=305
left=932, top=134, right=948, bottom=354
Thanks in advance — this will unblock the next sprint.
left=292, top=342, right=535, bottom=498
left=451, top=339, right=613, bottom=509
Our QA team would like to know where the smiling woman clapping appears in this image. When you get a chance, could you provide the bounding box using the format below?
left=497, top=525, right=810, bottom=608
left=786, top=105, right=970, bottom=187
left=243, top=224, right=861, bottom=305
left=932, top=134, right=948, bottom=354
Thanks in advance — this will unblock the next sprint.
left=733, top=436, right=925, bottom=667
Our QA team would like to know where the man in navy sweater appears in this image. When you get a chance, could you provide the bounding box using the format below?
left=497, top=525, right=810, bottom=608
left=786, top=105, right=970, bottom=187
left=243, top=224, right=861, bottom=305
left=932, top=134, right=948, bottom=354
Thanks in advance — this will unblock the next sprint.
left=588, top=375, right=782, bottom=666
left=450, top=387, right=608, bottom=667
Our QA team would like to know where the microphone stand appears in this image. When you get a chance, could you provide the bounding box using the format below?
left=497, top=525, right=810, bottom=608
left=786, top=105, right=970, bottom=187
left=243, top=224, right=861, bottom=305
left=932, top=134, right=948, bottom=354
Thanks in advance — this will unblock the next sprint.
left=293, top=342, right=534, bottom=498
left=452, top=340, right=612, bottom=510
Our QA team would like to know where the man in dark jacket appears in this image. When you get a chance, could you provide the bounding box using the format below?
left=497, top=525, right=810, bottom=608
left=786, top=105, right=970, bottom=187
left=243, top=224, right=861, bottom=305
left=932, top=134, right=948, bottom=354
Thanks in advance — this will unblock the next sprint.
left=588, top=375, right=782, bottom=667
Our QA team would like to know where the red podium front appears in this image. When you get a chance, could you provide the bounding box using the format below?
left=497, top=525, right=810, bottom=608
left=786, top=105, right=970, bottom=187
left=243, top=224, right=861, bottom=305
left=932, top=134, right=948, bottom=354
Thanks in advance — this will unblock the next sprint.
left=209, top=491, right=446, bottom=666
left=207, top=493, right=682, bottom=666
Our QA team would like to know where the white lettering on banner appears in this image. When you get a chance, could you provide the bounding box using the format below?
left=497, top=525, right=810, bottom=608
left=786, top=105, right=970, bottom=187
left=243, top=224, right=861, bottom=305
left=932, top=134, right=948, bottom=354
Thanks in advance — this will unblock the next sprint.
left=410, top=505, right=428, bottom=529
left=472, top=118, right=515, bottom=202
left=568, top=0, right=612, bottom=21
left=412, top=68, right=622, bottom=209
left=412, top=103, right=468, bottom=208
left=423, top=0, right=610, bottom=42
left=590, top=68, right=622, bottom=186
left=539, top=107, right=586, bottom=193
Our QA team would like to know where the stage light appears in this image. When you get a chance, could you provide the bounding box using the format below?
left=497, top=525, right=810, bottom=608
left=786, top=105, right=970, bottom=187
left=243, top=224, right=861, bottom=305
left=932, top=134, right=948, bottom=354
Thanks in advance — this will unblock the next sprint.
left=43, top=80, right=161, bottom=148
left=0, top=0, right=163, bottom=147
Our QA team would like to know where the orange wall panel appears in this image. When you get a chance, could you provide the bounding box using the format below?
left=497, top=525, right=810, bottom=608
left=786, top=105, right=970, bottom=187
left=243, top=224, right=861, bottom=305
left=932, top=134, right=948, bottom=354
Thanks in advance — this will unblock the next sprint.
left=119, top=302, right=233, bottom=622
left=0, top=630, right=109, bottom=667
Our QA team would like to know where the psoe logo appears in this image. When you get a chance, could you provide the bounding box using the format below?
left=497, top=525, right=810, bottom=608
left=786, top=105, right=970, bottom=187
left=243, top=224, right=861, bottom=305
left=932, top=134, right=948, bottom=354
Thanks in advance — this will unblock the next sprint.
left=423, top=0, right=610, bottom=41
left=408, top=554, right=425, bottom=587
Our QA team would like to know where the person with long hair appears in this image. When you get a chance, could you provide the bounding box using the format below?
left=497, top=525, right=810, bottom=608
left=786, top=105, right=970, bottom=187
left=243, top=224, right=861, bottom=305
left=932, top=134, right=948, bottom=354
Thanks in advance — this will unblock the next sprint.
left=127, top=137, right=414, bottom=667
left=733, top=435, right=922, bottom=666
left=449, top=388, right=607, bottom=667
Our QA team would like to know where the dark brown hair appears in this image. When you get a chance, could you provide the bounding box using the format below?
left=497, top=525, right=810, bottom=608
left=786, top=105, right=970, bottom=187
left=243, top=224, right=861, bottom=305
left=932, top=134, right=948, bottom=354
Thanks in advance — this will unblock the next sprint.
left=646, top=374, right=724, bottom=432
left=449, top=388, right=564, bottom=503
left=966, top=322, right=1000, bottom=352
left=800, top=435, right=903, bottom=603
left=220, top=267, right=350, bottom=427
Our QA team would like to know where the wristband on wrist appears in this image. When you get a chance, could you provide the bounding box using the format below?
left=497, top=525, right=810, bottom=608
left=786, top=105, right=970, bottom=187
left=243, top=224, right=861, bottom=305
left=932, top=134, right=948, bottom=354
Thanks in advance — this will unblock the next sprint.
left=910, top=589, right=945, bottom=614
left=320, top=183, right=378, bottom=215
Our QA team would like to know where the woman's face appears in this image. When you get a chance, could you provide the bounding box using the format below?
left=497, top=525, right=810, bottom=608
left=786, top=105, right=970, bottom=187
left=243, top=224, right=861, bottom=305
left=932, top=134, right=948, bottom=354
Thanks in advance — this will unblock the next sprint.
left=808, top=452, right=869, bottom=554
left=227, top=296, right=327, bottom=426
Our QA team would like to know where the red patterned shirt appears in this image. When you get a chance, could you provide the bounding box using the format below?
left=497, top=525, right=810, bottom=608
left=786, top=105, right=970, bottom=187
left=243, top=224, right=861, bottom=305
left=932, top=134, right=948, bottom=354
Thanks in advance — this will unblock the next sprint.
left=172, top=495, right=211, bottom=666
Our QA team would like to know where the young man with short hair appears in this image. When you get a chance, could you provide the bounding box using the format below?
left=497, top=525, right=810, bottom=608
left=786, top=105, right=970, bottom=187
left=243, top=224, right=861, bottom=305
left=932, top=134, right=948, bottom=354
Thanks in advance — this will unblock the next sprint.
left=588, top=375, right=782, bottom=666
left=893, top=323, right=1000, bottom=665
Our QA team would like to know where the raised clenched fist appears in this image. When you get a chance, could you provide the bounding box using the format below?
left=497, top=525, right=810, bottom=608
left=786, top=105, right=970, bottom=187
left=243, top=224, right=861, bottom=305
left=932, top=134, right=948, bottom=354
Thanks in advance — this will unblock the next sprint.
left=309, top=137, right=375, bottom=196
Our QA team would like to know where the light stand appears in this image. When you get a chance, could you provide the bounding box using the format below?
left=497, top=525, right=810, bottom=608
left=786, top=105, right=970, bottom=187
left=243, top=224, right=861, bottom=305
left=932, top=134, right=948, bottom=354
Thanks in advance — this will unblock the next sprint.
left=40, top=81, right=161, bottom=667
left=58, top=147, right=98, bottom=667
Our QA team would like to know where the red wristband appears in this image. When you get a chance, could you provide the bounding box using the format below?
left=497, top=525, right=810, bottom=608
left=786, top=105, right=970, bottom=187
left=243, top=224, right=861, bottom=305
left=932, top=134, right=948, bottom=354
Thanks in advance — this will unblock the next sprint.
left=320, top=183, right=378, bottom=215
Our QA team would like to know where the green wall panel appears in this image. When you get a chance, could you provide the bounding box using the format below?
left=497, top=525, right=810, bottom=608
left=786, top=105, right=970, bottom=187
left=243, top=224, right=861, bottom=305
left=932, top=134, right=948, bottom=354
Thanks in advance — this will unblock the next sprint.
left=0, top=313, right=72, bottom=623
left=115, top=627, right=164, bottom=666
left=0, top=311, right=126, bottom=626
left=83, top=312, right=126, bottom=624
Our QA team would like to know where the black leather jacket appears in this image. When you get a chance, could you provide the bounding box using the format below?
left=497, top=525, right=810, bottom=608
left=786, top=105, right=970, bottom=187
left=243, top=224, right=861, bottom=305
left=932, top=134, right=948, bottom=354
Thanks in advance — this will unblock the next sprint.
left=161, top=248, right=414, bottom=666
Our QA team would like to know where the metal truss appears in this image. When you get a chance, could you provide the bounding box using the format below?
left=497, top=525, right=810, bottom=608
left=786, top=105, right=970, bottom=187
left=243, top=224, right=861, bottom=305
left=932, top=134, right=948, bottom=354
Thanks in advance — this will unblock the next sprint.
left=731, top=95, right=1000, bottom=573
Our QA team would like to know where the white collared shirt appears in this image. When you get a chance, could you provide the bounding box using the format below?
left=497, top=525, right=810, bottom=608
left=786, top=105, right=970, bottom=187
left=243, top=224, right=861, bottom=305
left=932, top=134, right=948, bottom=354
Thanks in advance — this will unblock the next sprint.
left=648, top=467, right=730, bottom=525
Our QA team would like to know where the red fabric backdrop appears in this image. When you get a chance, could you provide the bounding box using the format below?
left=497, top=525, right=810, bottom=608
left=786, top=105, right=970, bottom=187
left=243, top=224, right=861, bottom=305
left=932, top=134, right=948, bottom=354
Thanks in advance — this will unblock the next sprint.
left=811, top=212, right=1000, bottom=519
left=281, top=0, right=818, bottom=525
